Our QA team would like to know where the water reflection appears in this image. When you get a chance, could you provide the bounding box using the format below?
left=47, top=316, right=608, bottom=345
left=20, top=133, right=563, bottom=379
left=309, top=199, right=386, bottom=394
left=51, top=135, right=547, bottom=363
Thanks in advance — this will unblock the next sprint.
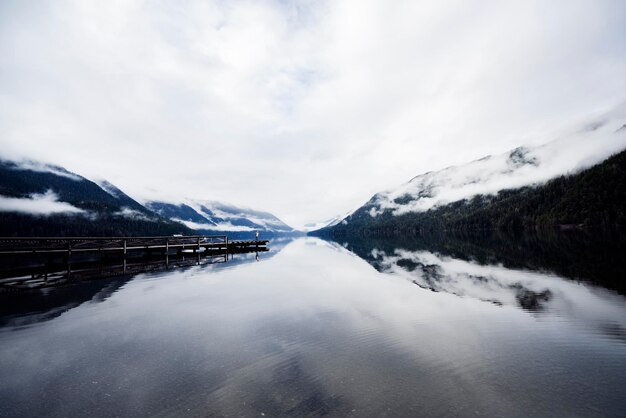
left=0, top=240, right=288, bottom=329
left=335, top=230, right=626, bottom=295
left=0, top=247, right=274, bottom=293
left=329, top=232, right=626, bottom=342
left=0, top=236, right=624, bottom=417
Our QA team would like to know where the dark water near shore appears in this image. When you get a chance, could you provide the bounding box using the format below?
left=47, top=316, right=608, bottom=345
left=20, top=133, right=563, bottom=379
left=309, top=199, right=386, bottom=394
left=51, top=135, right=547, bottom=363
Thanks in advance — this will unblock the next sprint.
left=0, top=233, right=625, bottom=417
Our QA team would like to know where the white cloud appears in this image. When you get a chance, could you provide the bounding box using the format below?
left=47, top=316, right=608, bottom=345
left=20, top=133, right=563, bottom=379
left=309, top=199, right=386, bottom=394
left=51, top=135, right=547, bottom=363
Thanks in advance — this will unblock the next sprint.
left=0, top=0, right=624, bottom=228
left=112, top=207, right=152, bottom=221
left=173, top=218, right=255, bottom=232
left=0, top=190, right=86, bottom=216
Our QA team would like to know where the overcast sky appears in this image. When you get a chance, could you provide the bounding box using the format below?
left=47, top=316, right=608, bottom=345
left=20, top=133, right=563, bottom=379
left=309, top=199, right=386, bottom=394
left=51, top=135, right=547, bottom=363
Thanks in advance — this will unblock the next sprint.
left=1, top=0, right=625, bottom=228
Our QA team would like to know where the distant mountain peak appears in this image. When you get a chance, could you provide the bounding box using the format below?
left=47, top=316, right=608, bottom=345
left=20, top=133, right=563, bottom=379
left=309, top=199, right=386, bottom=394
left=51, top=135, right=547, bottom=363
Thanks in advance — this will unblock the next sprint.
left=146, top=198, right=293, bottom=233
left=507, top=147, right=538, bottom=168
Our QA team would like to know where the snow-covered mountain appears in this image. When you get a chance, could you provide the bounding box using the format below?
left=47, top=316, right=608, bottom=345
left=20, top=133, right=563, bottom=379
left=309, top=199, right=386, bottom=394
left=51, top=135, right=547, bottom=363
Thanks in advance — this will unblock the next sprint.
left=302, top=210, right=355, bottom=232
left=0, top=159, right=191, bottom=236
left=0, top=157, right=295, bottom=236
left=317, top=107, right=626, bottom=231
left=146, top=199, right=294, bottom=234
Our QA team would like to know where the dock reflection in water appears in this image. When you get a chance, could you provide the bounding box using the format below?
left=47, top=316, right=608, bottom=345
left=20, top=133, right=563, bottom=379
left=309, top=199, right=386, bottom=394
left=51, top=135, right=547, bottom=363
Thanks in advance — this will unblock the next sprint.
left=0, top=244, right=275, bottom=330
left=0, top=246, right=268, bottom=293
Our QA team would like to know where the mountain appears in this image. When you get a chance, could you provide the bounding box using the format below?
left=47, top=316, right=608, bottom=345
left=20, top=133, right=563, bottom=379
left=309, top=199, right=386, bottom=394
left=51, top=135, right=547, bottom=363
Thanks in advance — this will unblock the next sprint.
left=313, top=114, right=626, bottom=236
left=301, top=210, right=355, bottom=232
left=0, top=158, right=296, bottom=237
left=145, top=199, right=295, bottom=235
left=0, top=159, right=192, bottom=236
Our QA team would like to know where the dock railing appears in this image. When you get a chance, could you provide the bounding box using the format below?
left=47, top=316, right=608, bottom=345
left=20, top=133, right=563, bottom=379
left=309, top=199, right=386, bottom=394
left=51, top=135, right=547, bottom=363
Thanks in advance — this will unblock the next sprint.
left=0, top=235, right=229, bottom=255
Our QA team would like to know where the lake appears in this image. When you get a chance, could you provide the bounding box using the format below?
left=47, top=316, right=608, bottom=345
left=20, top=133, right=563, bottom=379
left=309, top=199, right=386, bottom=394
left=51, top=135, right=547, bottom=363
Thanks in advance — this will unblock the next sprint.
left=1, top=233, right=625, bottom=417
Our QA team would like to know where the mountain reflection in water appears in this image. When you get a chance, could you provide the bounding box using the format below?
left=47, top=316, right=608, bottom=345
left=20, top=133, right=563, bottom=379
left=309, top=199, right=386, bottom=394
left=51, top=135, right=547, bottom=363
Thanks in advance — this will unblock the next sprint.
left=0, top=234, right=624, bottom=418
left=336, top=230, right=626, bottom=295
left=332, top=232, right=626, bottom=340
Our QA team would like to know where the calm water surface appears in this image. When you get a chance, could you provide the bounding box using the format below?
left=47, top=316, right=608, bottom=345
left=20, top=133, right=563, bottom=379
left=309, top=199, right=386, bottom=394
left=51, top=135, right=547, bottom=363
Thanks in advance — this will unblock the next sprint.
left=1, top=235, right=625, bottom=417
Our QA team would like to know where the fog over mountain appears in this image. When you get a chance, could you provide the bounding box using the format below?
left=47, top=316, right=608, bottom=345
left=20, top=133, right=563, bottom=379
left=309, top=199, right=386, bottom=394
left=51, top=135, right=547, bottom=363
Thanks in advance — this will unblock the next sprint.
left=364, top=106, right=626, bottom=218
left=1, top=1, right=624, bottom=228
left=313, top=110, right=626, bottom=234
left=146, top=200, right=294, bottom=233
left=0, top=190, right=86, bottom=216
left=0, top=159, right=293, bottom=236
left=0, top=159, right=190, bottom=236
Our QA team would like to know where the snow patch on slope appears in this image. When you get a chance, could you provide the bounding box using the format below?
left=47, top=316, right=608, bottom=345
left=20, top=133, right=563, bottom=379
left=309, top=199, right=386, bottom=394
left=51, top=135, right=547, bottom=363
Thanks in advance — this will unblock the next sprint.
left=147, top=199, right=293, bottom=232
left=188, top=200, right=292, bottom=232
left=368, top=108, right=626, bottom=217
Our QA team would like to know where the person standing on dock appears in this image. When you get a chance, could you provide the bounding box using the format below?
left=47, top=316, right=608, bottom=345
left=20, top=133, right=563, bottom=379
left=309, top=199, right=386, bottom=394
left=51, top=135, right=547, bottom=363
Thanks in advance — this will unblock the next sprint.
left=255, top=231, right=259, bottom=241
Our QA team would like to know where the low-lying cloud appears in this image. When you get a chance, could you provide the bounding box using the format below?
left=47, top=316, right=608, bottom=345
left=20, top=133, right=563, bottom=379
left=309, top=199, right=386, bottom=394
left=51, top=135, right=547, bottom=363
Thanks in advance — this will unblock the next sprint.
left=0, top=190, right=86, bottom=216
left=370, top=106, right=626, bottom=216
left=112, top=207, right=152, bottom=221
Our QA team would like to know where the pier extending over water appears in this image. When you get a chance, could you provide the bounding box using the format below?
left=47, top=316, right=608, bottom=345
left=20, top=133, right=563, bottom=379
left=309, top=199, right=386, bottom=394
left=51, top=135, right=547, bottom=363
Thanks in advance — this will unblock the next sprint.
left=0, top=235, right=270, bottom=292
left=0, top=235, right=268, bottom=255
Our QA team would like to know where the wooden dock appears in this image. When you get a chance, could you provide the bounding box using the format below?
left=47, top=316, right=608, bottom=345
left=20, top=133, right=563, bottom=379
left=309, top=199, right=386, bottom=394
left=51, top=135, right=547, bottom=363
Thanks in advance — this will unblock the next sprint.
left=0, top=235, right=268, bottom=256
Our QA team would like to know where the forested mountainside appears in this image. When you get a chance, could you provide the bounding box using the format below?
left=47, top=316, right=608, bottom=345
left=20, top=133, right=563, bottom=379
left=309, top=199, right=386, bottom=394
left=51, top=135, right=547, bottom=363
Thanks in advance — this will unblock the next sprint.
left=314, top=149, right=626, bottom=236
left=0, top=160, right=191, bottom=236
left=0, top=158, right=295, bottom=237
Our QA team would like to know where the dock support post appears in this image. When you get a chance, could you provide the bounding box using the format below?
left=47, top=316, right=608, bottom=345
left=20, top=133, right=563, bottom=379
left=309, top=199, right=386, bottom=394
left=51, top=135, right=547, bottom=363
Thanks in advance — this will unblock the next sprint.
left=123, top=239, right=127, bottom=256
left=166, top=238, right=169, bottom=255
left=66, top=239, right=72, bottom=278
